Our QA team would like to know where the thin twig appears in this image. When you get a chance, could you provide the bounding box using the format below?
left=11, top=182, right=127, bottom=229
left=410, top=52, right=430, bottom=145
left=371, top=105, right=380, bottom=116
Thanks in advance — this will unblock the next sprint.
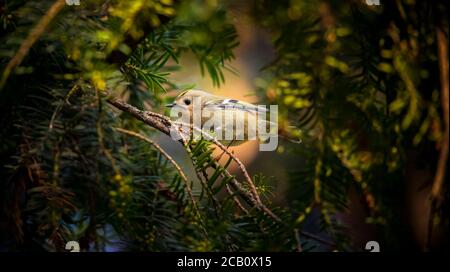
left=214, top=140, right=234, bottom=161
left=223, top=169, right=256, bottom=204
left=300, top=230, right=336, bottom=248
left=107, top=98, right=172, bottom=136
left=0, top=0, right=66, bottom=89
left=226, top=184, right=249, bottom=215
left=96, top=97, right=120, bottom=176
left=108, top=98, right=281, bottom=222
left=183, top=144, right=223, bottom=219
left=109, top=98, right=223, bottom=218
left=205, top=139, right=283, bottom=222
left=294, top=228, right=303, bottom=252
left=114, top=128, right=191, bottom=196
left=172, top=121, right=282, bottom=222
left=49, top=85, right=81, bottom=129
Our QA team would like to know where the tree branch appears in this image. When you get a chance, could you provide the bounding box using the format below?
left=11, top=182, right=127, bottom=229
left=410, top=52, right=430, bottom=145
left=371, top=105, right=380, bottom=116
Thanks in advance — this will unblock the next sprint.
left=106, top=97, right=283, bottom=221
left=0, top=0, right=66, bottom=89
left=108, top=97, right=341, bottom=247
left=430, top=26, right=449, bottom=205
left=113, top=127, right=210, bottom=238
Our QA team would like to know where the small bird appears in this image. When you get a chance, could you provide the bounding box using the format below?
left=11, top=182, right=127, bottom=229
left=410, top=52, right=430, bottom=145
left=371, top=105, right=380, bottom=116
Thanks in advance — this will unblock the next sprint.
left=166, top=89, right=275, bottom=146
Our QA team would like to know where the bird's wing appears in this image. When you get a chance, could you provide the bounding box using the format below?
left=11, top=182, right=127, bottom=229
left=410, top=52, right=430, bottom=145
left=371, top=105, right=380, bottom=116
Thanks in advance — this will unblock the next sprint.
left=204, top=98, right=268, bottom=113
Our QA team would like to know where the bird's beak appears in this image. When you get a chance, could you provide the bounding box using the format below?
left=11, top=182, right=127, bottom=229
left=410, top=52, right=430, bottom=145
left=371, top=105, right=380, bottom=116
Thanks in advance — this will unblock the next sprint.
left=166, top=103, right=176, bottom=108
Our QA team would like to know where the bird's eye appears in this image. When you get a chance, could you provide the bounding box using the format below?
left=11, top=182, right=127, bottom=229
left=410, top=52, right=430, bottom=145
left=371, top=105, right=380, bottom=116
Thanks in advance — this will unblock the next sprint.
left=184, top=99, right=191, bottom=105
